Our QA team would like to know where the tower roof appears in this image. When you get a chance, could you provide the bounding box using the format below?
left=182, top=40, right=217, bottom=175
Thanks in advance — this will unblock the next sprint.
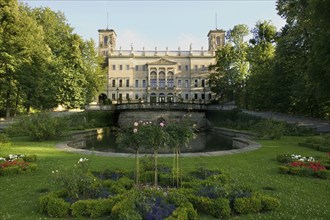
left=98, top=29, right=117, bottom=36
left=207, top=29, right=226, bottom=37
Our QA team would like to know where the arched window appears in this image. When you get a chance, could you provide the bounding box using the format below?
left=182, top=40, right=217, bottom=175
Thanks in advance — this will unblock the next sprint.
left=150, top=93, right=157, bottom=103
left=167, top=72, right=174, bottom=88
left=167, top=93, right=174, bottom=103
left=216, top=36, right=221, bottom=45
left=159, top=93, right=165, bottom=103
left=159, top=71, right=165, bottom=88
left=104, top=36, right=109, bottom=46
left=150, top=71, right=157, bottom=88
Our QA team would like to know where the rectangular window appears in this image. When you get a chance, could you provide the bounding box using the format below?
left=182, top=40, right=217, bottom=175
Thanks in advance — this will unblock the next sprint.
left=159, top=79, right=165, bottom=88
left=167, top=79, right=174, bottom=88
left=142, top=65, right=146, bottom=71
left=208, top=93, right=212, bottom=100
left=185, top=94, right=189, bottom=100
left=202, top=65, right=206, bottom=71
left=194, top=65, right=198, bottom=71
left=126, top=65, right=130, bottom=70
left=119, top=65, right=123, bottom=70
left=178, top=80, right=182, bottom=87
left=194, top=79, right=198, bottom=87
left=135, top=65, right=139, bottom=71
left=126, top=79, right=129, bottom=87
left=119, top=79, right=123, bottom=87
left=151, top=79, right=157, bottom=88
left=195, top=94, right=198, bottom=99
left=112, top=65, right=116, bottom=70
left=185, top=65, right=189, bottom=71
left=142, top=80, right=146, bottom=88
left=135, top=94, right=139, bottom=100
left=126, top=93, right=129, bottom=100
left=178, top=65, right=182, bottom=71
left=112, top=93, right=116, bottom=100
left=202, top=94, right=205, bottom=100
left=135, top=80, right=139, bottom=88
left=185, top=80, right=189, bottom=88
left=112, top=79, right=116, bottom=87
left=119, top=93, right=122, bottom=100
left=201, top=79, right=205, bottom=87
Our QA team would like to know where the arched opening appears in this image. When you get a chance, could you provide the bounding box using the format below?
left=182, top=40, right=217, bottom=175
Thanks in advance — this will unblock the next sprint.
left=216, top=36, right=221, bottom=45
left=159, top=93, right=165, bottom=103
left=167, top=93, right=174, bottom=103
left=104, top=36, right=109, bottom=46
left=150, top=71, right=157, bottom=88
left=98, top=93, right=108, bottom=104
left=150, top=93, right=157, bottom=104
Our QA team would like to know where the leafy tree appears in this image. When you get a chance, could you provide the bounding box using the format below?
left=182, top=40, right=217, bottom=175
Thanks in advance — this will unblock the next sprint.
left=209, top=24, right=250, bottom=106
left=273, top=0, right=330, bottom=118
left=165, top=122, right=194, bottom=187
left=139, top=122, right=169, bottom=187
left=117, top=122, right=145, bottom=185
left=246, top=20, right=277, bottom=110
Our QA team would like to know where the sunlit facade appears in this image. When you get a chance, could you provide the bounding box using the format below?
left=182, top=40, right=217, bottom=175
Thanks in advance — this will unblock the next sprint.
left=98, top=28, right=225, bottom=104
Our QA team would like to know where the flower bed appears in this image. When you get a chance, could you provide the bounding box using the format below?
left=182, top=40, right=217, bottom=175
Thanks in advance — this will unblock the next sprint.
left=0, top=154, right=38, bottom=176
left=277, top=153, right=330, bottom=179
left=38, top=158, right=280, bottom=219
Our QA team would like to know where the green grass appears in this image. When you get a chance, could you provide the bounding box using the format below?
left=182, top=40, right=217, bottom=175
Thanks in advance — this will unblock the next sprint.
left=0, top=136, right=329, bottom=220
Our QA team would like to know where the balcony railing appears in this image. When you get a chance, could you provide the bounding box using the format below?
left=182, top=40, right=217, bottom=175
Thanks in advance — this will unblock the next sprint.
left=85, top=102, right=237, bottom=111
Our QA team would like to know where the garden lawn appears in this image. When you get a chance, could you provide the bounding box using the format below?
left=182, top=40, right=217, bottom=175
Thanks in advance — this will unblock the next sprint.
left=0, top=136, right=329, bottom=220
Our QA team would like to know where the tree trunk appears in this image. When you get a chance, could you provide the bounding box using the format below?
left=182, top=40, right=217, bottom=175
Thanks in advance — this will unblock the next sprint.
left=154, top=149, right=158, bottom=187
left=176, top=147, right=179, bottom=188
left=135, top=149, right=140, bottom=185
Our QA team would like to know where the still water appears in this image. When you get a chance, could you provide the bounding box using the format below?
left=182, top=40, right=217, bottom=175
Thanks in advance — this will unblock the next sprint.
left=83, top=130, right=233, bottom=154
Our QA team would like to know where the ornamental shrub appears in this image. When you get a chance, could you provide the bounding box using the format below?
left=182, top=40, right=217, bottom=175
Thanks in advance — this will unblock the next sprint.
left=234, top=195, right=262, bottom=214
left=260, top=195, right=280, bottom=211
left=111, top=197, right=142, bottom=220
left=45, top=196, right=70, bottom=217
left=71, top=199, right=114, bottom=218
left=276, top=154, right=293, bottom=163
left=212, top=198, right=231, bottom=219
left=279, top=166, right=289, bottom=174
left=314, top=170, right=330, bottom=179
left=165, top=207, right=188, bottom=220
left=71, top=200, right=88, bottom=217
left=23, top=154, right=37, bottom=162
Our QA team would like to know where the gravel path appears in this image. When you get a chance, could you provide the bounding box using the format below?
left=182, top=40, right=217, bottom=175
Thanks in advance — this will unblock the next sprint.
left=242, top=110, right=330, bottom=133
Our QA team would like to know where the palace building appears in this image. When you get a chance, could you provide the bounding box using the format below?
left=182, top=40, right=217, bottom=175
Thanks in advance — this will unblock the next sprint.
left=97, top=28, right=225, bottom=104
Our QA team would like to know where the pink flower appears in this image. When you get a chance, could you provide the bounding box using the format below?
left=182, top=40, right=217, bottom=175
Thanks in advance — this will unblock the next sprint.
left=160, top=122, right=165, bottom=127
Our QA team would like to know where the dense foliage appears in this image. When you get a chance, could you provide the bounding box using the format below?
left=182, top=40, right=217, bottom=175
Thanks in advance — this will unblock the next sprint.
left=0, top=0, right=105, bottom=117
left=209, top=0, right=330, bottom=119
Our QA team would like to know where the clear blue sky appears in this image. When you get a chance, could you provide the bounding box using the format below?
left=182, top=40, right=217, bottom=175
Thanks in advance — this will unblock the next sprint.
left=21, top=0, right=285, bottom=50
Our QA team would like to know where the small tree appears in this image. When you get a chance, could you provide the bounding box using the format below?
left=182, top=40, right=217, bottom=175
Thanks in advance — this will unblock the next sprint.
left=140, top=121, right=168, bottom=187
left=165, top=122, right=194, bottom=187
left=116, top=122, right=144, bottom=185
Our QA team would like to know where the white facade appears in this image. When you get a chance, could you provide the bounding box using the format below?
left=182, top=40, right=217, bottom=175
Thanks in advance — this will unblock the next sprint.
left=98, top=28, right=225, bottom=104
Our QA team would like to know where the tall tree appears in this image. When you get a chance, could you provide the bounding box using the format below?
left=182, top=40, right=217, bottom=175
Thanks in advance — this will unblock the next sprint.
left=273, top=0, right=330, bottom=118
left=209, top=24, right=250, bottom=105
left=246, top=20, right=277, bottom=110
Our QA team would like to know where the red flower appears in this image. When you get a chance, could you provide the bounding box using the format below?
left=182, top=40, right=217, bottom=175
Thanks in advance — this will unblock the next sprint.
left=289, top=161, right=326, bottom=172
